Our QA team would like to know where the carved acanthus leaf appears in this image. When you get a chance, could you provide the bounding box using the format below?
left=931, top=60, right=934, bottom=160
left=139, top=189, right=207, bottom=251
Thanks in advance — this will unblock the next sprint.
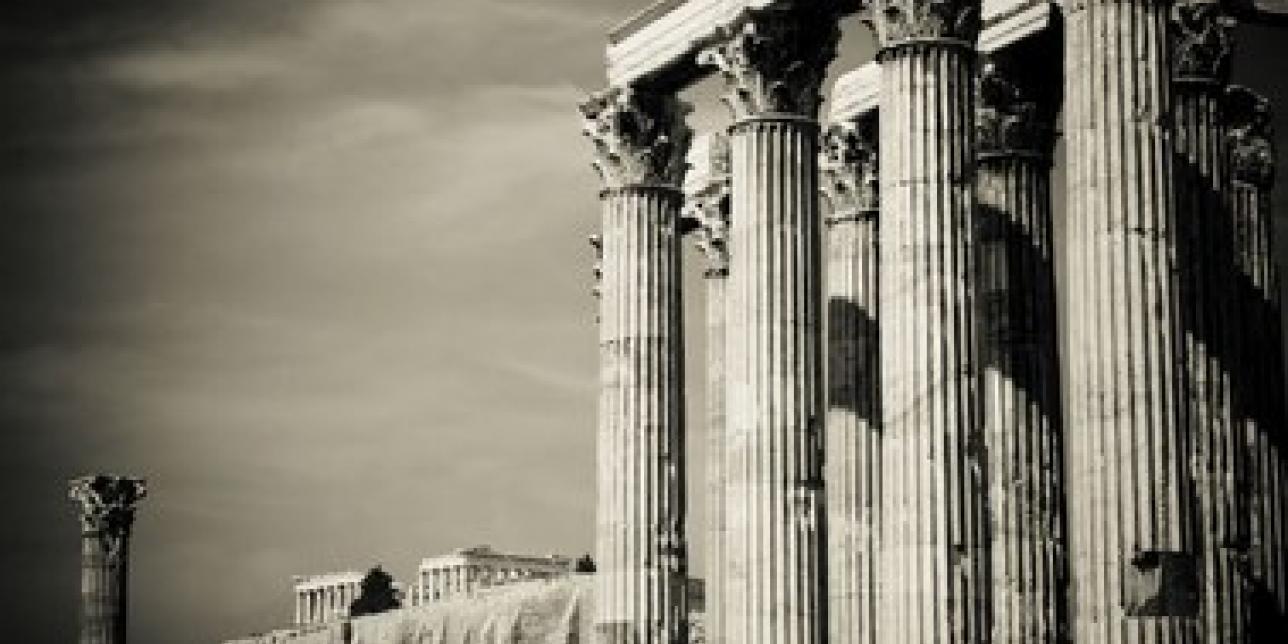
left=681, top=133, right=731, bottom=274
left=69, top=475, right=147, bottom=539
left=868, top=0, right=980, bottom=50
left=1171, top=1, right=1234, bottom=83
left=1227, top=86, right=1275, bottom=189
left=698, top=7, right=841, bottom=120
left=687, top=190, right=731, bottom=276
left=976, top=58, right=1054, bottom=157
left=820, top=119, right=879, bottom=218
left=579, top=88, right=692, bottom=189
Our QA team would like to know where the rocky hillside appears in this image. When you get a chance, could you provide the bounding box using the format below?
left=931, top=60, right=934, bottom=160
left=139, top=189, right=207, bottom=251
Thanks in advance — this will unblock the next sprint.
left=224, top=575, right=593, bottom=644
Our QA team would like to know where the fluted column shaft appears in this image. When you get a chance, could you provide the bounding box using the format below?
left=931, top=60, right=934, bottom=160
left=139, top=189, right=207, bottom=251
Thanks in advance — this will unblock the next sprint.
left=1063, top=0, right=1199, bottom=641
left=684, top=132, right=731, bottom=644
left=582, top=87, right=691, bottom=644
left=79, top=526, right=130, bottom=644
left=1239, top=166, right=1288, bottom=623
left=820, top=119, right=881, bottom=644
left=973, top=57, right=1067, bottom=644
left=722, top=116, right=826, bottom=644
left=700, top=10, right=839, bottom=643
left=70, top=476, right=146, bottom=644
left=597, top=186, right=687, bottom=644
left=690, top=154, right=731, bottom=644
left=705, top=265, right=728, bottom=644
left=1171, top=5, right=1245, bottom=638
left=1227, top=85, right=1287, bottom=633
left=871, top=6, right=986, bottom=638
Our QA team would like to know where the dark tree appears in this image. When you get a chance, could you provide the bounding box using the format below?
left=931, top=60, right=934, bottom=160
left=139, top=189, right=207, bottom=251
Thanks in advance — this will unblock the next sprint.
left=573, top=553, right=596, bottom=574
left=348, top=566, right=401, bottom=618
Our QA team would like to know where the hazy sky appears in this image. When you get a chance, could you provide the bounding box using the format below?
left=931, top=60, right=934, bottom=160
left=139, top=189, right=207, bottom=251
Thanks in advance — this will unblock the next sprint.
left=0, top=2, right=1285, bottom=643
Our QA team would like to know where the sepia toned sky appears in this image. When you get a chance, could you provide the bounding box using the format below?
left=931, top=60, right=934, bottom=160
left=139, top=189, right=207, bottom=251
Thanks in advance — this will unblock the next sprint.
left=0, top=2, right=1285, bottom=642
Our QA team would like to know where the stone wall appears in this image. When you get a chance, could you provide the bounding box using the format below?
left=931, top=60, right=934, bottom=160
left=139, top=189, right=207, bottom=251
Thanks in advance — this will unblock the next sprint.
left=225, top=576, right=592, bottom=644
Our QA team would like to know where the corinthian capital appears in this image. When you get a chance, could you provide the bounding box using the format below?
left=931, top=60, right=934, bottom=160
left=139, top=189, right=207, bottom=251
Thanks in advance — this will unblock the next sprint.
left=820, top=118, right=879, bottom=220
left=691, top=202, right=730, bottom=278
left=867, top=0, right=980, bottom=51
left=698, top=7, right=841, bottom=121
left=976, top=57, right=1056, bottom=158
left=579, top=87, right=692, bottom=190
left=1171, top=1, right=1234, bottom=84
left=1227, top=86, right=1276, bottom=188
left=682, top=134, right=731, bottom=276
left=69, top=475, right=147, bottom=539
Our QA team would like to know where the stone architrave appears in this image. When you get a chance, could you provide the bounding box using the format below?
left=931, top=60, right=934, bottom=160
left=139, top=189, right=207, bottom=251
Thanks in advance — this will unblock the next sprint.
left=682, top=132, right=732, bottom=644
left=867, top=1, right=986, bottom=642
left=580, top=86, right=691, bottom=644
left=1063, top=0, right=1201, bottom=640
left=974, top=52, right=1067, bottom=644
left=69, top=475, right=148, bottom=644
left=1227, top=84, right=1288, bottom=632
left=697, top=5, right=840, bottom=642
left=1170, top=4, right=1248, bottom=641
left=820, top=116, right=881, bottom=644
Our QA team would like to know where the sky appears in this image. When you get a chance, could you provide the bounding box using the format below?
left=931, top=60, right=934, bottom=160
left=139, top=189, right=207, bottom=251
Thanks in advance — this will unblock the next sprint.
left=0, top=2, right=1285, bottom=643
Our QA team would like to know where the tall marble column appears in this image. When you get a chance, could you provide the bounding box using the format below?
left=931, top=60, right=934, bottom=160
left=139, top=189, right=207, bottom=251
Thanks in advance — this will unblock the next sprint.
left=581, top=86, right=691, bottom=644
left=699, top=7, right=839, bottom=643
left=1227, top=84, right=1288, bottom=632
left=69, top=475, right=148, bottom=644
left=868, top=2, right=986, bottom=642
left=1063, top=0, right=1200, bottom=640
left=683, top=133, right=732, bottom=644
left=819, top=117, right=881, bottom=644
left=1171, top=4, right=1247, bottom=640
left=974, top=54, right=1067, bottom=644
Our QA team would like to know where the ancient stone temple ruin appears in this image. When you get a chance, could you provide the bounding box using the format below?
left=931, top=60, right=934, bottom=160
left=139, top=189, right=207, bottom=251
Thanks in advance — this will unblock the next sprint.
left=69, top=474, right=148, bottom=644
left=410, top=545, right=572, bottom=606
left=293, top=572, right=365, bottom=626
left=580, top=1, right=1288, bottom=643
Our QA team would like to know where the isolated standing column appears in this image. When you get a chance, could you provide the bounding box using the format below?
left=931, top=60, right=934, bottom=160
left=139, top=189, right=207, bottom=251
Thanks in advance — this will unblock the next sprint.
left=974, top=54, right=1067, bottom=644
left=819, top=117, right=881, bottom=644
left=869, top=2, right=986, bottom=642
left=1063, top=0, right=1200, bottom=640
left=581, top=87, right=691, bottom=644
left=69, top=475, right=148, bottom=644
left=700, top=6, right=840, bottom=642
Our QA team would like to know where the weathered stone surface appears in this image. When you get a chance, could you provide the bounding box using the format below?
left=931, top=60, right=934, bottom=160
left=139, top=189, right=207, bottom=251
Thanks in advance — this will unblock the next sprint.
left=1170, top=5, right=1247, bottom=641
left=705, top=8, right=836, bottom=642
left=682, top=132, right=730, bottom=644
left=225, top=577, right=595, bottom=644
left=820, top=116, right=881, bottom=644
left=828, top=62, right=880, bottom=123
left=1062, top=1, right=1200, bottom=641
left=607, top=0, right=859, bottom=89
left=870, top=2, right=987, bottom=643
left=580, top=87, right=691, bottom=191
left=1227, top=85, right=1288, bottom=637
left=698, top=5, right=841, bottom=120
left=69, top=475, right=147, bottom=644
left=294, top=573, right=364, bottom=626
left=410, top=546, right=571, bottom=607
left=581, top=87, right=691, bottom=644
left=975, top=53, right=1067, bottom=644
